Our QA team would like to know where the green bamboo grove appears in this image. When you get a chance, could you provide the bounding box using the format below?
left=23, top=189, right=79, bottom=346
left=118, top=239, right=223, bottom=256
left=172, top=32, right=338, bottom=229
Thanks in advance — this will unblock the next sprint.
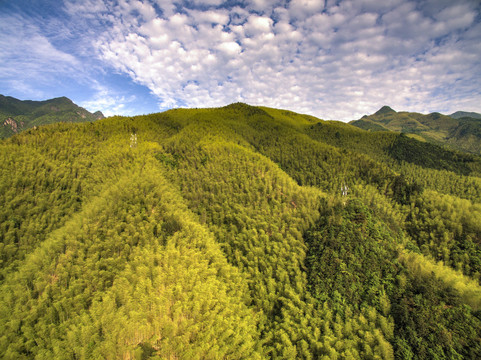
left=0, top=103, right=480, bottom=359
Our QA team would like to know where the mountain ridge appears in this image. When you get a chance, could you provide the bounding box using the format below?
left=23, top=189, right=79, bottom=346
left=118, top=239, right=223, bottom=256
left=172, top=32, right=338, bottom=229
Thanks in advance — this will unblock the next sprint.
left=374, top=105, right=396, bottom=116
left=0, top=94, right=104, bottom=139
left=450, top=111, right=481, bottom=119
left=350, top=106, right=481, bottom=155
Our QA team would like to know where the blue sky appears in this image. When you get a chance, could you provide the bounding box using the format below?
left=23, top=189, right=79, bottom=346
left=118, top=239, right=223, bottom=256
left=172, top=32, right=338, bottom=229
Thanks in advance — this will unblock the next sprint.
left=0, top=0, right=480, bottom=120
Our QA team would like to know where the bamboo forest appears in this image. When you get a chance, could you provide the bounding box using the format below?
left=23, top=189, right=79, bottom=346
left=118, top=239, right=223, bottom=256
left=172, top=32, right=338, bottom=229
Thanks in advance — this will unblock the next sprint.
left=1, top=102, right=481, bottom=359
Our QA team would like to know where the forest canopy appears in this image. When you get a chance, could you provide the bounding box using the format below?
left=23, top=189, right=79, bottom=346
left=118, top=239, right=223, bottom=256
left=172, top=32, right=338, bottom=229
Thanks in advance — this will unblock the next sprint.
left=1, top=103, right=481, bottom=359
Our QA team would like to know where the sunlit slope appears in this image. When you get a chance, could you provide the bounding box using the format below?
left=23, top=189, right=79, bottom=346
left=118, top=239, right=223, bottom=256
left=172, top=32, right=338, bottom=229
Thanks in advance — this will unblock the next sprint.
left=0, top=161, right=262, bottom=358
left=1, top=103, right=481, bottom=359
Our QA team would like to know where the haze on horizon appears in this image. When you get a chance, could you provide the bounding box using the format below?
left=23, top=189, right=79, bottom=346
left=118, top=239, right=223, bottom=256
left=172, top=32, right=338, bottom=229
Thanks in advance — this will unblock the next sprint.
left=0, top=0, right=480, bottom=121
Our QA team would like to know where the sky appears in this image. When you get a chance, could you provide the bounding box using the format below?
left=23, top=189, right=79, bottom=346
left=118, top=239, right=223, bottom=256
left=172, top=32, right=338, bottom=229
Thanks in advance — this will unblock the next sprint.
left=0, top=0, right=480, bottom=120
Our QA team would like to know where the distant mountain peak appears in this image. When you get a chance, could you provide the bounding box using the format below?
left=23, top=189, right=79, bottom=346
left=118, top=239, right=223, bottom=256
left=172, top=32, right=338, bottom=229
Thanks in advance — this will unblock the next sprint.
left=43, top=96, right=75, bottom=106
left=0, top=94, right=104, bottom=138
left=93, top=111, right=105, bottom=120
left=374, top=106, right=396, bottom=115
left=449, top=111, right=481, bottom=120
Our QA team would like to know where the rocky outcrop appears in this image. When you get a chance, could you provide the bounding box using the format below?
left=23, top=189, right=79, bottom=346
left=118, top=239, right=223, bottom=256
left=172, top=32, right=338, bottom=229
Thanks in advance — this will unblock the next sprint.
left=3, top=117, right=24, bottom=133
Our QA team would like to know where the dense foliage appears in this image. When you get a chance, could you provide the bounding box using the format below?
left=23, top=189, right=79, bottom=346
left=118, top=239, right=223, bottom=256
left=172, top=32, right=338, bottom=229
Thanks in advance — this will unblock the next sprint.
left=1, top=103, right=480, bottom=359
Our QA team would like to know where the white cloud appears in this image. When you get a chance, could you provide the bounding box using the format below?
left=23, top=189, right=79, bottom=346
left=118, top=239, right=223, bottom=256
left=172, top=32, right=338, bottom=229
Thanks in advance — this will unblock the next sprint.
left=3, top=0, right=480, bottom=120
left=348, top=0, right=404, bottom=13
left=191, top=0, right=225, bottom=6
left=243, top=15, right=274, bottom=36
left=89, top=0, right=480, bottom=119
left=289, top=0, right=325, bottom=19
left=435, top=4, right=476, bottom=32
left=80, top=83, right=138, bottom=116
left=187, top=9, right=230, bottom=25
left=246, top=0, right=284, bottom=12
left=63, top=0, right=109, bottom=17
left=0, top=12, right=83, bottom=98
left=217, top=41, right=242, bottom=56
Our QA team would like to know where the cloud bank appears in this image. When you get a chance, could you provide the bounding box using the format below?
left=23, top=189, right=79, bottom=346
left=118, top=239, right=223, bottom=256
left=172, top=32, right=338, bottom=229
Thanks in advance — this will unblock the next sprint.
left=2, top=0, right=481, bottom=120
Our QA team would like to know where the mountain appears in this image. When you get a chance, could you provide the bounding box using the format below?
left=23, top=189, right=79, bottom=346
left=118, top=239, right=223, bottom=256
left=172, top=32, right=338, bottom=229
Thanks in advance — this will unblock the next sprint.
left=450, top=111, right=481, bottom=119
left=350, top=106, right=481, bottom=154
left=1, top=102, right=481, bottom=359
left=374, top=105, right=397, bottom=116
left=0, top=95, right=104, bottom=138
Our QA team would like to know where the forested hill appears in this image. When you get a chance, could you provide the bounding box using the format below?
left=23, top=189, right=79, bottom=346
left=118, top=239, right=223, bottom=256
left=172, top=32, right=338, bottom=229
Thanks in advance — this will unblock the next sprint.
left=450, top=111, right=481, bottom=120
left=0, top=95, right=104, bottom=139
left=350, top=106, right=481, bottom=155
left=1, top=102, right=481, bottom=359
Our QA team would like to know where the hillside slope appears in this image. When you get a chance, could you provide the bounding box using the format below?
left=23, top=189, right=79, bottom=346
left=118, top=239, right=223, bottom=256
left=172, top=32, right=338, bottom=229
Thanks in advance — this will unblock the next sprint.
left=1, top=103, right=480, bottom=359
left=0, top=95, right=104, bottom=138
left=351, top=106, right=481, bottom=155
